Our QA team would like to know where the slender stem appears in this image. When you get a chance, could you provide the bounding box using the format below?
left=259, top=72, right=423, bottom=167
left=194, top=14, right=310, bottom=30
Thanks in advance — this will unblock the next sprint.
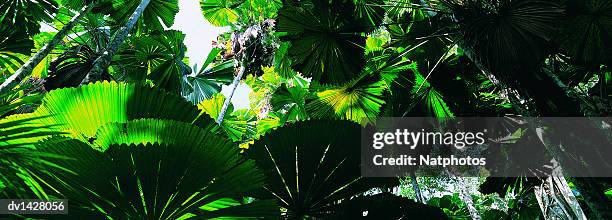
left=216, top=66, right=245, bottom=125
left=82, top=0, right=152, bottom=84
left=0, top=4, right=94, bottom=94
left=410, top=172, right=423, bottom=203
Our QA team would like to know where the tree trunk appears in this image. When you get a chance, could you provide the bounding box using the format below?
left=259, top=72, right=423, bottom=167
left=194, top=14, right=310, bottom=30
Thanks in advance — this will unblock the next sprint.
left=410, top=172, right=424, bottom=203
left=0, top=4, right=94, bottom=94
left=81, top=0, right=151, bottom=84
left=458, top=178, right=481, bottom=220
left=216, top=66, right=245, bottom=125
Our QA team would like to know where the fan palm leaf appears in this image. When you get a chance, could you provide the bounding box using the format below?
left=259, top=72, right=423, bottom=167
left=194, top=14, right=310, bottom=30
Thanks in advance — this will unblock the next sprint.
left=115, top=30, right=190, bottom=93
left=441, top=0, right=564, bottom=79
left=0, top=26, right=33, bottom=77
left=276, top=0, right=375, bottom=85
left=108, top=0, right=179, bottom=32
left=558, top=0, right=612, bottom=67
left=200, top=0, right=243, bottom=26
left=33, top=123, right=275, bottom=219
left=306, top=75, right=388, bottom=125
left=10, top=81, right=216, bottom=140
left=197, top=93, right=255, bottom=142
left=245, top=120, right=397, bottom=218
left=0, top=0, right=58, bottom=36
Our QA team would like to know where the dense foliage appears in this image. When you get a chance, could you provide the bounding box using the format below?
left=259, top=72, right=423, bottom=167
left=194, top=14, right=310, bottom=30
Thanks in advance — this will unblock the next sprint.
left=1, top=0, right=611, bottom=219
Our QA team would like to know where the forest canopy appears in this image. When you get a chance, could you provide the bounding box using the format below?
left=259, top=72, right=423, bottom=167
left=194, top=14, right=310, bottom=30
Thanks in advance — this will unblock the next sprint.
left=0, top=0, right=611, bottom=219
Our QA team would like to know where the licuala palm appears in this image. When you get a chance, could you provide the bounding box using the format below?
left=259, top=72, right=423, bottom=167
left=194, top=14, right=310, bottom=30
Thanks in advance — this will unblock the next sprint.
left=244, top=120, right=447, bottom=218
left=0, top=82, right=277, bottom=218
left=30, top=120, right=277, bottom=219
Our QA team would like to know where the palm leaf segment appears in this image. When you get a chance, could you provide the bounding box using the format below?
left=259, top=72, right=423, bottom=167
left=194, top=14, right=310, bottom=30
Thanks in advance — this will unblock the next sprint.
left=3, top=81, right=216, bottom=140
left=276, top=0, right=376, bottom=85
left=559, top=0, right=612, bottom=66
left=108, top=0, right=179, bottom=31
left=306, top=75, right=387, bottom=125
left=0, top=0, right=58, bottom=36
left=200, top=0, right=242, bottom=27
left=442, top=0, right=563, bottom=79
left=115, top=30, right=191, bottom=93
left=34, top=119, right=276, bottom=219
left=0, top=25, right=34, bottom=76
left=246, top=120, right=397, bottom=218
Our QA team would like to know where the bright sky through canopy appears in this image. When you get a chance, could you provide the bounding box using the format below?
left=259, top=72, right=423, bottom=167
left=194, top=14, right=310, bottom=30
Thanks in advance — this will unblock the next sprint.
left=171, top=0, right=251, bottom=110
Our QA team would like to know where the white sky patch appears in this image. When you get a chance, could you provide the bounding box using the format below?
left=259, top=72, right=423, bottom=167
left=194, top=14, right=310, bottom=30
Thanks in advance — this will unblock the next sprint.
left=40, top=23, right=56, bottom=32
left=171, top=0, right=251, bottom=110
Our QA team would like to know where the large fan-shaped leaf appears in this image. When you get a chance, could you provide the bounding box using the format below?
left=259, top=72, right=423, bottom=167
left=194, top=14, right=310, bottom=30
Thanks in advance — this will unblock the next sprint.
left=0, top=115, right=66, bottom=199
left=0, top=0, right=58, bottom=36
left=559, top=0, right=612, bottom=66
left=33, top=134, right=275, bottom=219
left=410, top=71, right=454, bottom=118
left=306, top=75, right=387, bottom=124
left=93, top=118, right=218, bottom=150
left=270, top=84, right=309, bottom=121
left=443, top=0, right=563, bottom=78
left=21, top=81, right=215, bottom=138
left=182, top=59, right=234, bottom=104
left=245, top=120, right=397, bottom=218
left=115, top=30, right=190, bottom=93
left=277, top=0, right=373, bottom=85
left=200, top=0, right=242, bottom=26
left=353, top=0, right=385, bottom=26
left=109, top=0, right=179, bottom=31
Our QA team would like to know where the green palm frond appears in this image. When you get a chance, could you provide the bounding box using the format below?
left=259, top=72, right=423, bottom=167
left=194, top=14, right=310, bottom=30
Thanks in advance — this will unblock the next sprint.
left=0, top=25, right=32, bottom=77
left=442, top=0, right=563, bottom=79
left=306, top=75, right=388, bottom=125
left=200, top=0, right=243, bottom=26
left=559, top=0, right=612, bottom=67
left=93, top=118, right=219, bottom=150
left=0, top=0, right=59, bottom=36
left=411, top=71, right=454, bottom=118
left=0, top=116, right=66, bottom=199
left=115, top=30, right=190, bottom=93
left=277, top=0, right=374, bottom=85
left=18, top=81, right=216, bottom=139
left=182, top=49, right=234, bottom=104
left=33, top=133, right=275, bottom=219
left=46, top=45, right=107, bottom=90
left=108, top=0, right=179, bottom=32
left=246, top=120, right=398, bottom=218
left=270, top=84, right=309, bottom=121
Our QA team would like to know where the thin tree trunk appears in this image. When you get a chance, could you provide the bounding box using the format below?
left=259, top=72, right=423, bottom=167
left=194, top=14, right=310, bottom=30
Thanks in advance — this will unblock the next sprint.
left=216, top=66, right=245, bottom=125
left=457, top=178, right=481, bottom=220
left=81, top=0, right=151, bottom=84
left=0, top=4, right=94, bottom=94
left=410, top=172, right=424, bottom=203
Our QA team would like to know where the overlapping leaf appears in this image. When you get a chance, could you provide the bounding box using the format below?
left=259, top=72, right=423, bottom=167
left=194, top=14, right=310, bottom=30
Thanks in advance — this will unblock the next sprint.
left=109, top=0, right=179, bottom=31
left=306, top=75, right=388, bottom=125
left=18, top=81, right=215, bottom=138
left=33, top=133, right=274, bottom=219
left=246, top=120, right=397, bottom=218
left=115, top=30, right=190, bottom=93
left=277, top=0, right=373, bottom=85
left=0, top=0, right=58, bottom=36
